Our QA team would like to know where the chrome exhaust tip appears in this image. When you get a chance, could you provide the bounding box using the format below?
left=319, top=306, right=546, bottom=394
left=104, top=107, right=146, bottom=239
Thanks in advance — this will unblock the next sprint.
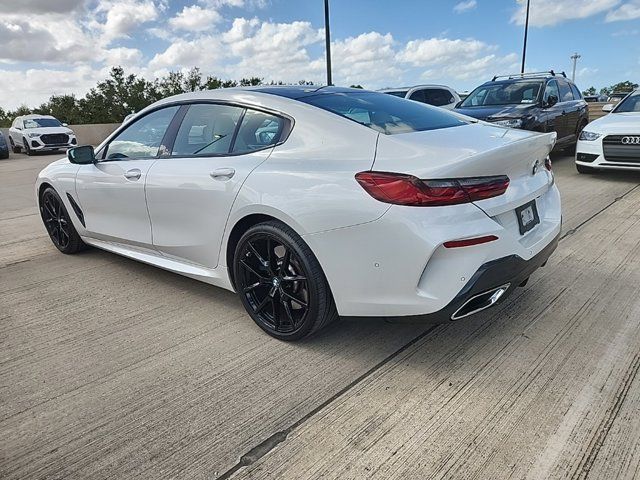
left=451, top=283, right=511, bottom=321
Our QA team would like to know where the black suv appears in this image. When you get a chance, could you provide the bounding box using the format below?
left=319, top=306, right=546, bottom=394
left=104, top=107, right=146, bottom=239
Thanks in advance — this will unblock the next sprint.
left=455, top=71, right=589, bottom=151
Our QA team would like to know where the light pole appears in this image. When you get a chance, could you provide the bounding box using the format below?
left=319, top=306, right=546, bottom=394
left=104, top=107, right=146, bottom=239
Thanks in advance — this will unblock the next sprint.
left=324, top=0, right=333, bottom=86
left=571, top=53, right=581, bottom=82
left=521, top=0, right=531, bottom=74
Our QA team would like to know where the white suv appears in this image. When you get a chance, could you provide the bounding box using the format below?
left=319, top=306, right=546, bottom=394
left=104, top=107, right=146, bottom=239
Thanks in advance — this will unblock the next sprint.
left=8, top=115, right=77, bottom=155
left=379, top=85, right=461, bottom=110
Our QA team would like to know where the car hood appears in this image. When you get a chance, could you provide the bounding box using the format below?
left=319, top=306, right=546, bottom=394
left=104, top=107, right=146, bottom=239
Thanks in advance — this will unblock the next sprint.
left=586, top=112, right=640, bottom=134
left=455, top=104, right=537, bottom=121
left=24, top=127, right=75, bottom=135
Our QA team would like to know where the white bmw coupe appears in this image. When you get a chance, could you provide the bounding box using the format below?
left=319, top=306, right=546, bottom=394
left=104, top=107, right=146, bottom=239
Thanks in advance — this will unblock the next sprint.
left=575, top=89, right=640, bottom=173
left=36, top=87, right=561, bottom=340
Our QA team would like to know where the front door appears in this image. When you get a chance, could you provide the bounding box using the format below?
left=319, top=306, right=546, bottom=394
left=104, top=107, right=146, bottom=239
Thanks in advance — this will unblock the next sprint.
left=145, top=103, right=286, bottom=268
left=75, top=105, right=180, bottom=247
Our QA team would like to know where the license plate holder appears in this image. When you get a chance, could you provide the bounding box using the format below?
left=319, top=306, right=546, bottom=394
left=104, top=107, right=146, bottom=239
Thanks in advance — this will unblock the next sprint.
left=515, top=200, right=540, bottom=235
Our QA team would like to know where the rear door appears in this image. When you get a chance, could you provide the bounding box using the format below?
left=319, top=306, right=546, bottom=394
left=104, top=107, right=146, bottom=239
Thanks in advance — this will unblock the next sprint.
left=145, top=103, right=286, bottom=268
left=556, top=78, right=578, bottom=141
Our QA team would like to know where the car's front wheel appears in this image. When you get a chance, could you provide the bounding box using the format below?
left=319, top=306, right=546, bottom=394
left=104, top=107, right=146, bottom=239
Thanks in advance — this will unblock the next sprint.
left=9, top=136, right=21, bottom=153
left=23, top=138, right=32, bottom=156
left=233, top=221, right=338, bottom=340
left=39, top=187, right=86, bottom=254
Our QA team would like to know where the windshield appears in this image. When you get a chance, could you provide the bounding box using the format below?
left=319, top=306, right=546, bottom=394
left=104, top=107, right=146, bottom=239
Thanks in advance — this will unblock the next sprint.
left=383, top=90, right=409, bottom=98
left=301, top=92, right=466, bottom=135
left=461, top=81, right=542, bottom=107
left=614, top=91, right=640, bottom=113
left=23, top=118, right=63, bottom=128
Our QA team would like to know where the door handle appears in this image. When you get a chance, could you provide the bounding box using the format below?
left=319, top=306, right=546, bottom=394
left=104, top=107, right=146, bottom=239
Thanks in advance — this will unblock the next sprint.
left=124, top=169, right=142, bottom=180
left=210, top=168, right=235, bottom=180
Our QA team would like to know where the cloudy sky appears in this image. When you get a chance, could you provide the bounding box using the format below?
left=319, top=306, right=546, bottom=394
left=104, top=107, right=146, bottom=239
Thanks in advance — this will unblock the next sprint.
left=0, top=0, right=638, bottom=109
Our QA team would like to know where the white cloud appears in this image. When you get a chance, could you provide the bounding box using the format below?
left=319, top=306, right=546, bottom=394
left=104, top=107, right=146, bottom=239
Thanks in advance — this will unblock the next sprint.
left=606, top=0, right=640, bottom=21
left=98, top=0, right=160, bottom=42
left=103, top=47, right=144, bottom=68
left=511, top=0, right=620, bottom=27
left=0, top=0, right=84, bottom=14
left=169, top=5, right=222, bottom=31
left=149, top=36, right=224, bottom=71
left=454, top=0, right=477, bottom=13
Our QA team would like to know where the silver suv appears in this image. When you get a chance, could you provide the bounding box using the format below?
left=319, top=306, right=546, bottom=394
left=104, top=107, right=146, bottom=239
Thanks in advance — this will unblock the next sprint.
left=8, top=115, right=77, bottom=156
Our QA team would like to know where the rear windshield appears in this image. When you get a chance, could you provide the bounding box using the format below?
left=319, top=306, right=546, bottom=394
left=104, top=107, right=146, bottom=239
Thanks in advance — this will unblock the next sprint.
left=301, top=92, right=466, bottom=135
left=461, top=81, right=542, bottom=107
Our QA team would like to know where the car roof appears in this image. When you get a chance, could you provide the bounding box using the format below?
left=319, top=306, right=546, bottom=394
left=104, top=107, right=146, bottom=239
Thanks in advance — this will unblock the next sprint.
left=16, top=114, right=57, bottom=120
left=379, top=85, right=453, bottom=92
left=251, top=85, right=361, bottom=99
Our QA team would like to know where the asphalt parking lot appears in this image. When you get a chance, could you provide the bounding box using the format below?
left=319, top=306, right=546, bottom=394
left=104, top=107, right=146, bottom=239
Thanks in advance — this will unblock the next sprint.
left=2, top=149, right=640, bottom=479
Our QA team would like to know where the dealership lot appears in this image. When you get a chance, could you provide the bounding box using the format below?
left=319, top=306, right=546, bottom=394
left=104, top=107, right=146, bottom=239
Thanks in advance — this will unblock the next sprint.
left=1, top=150, right=640, bottom=479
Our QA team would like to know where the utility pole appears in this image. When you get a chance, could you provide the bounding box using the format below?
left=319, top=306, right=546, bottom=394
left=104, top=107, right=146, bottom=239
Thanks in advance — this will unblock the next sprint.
left=570, top=52, right=581, bottom=82
left=521, top=0, right=531, bottom=74
left=324, top=0, right=332, bottom=86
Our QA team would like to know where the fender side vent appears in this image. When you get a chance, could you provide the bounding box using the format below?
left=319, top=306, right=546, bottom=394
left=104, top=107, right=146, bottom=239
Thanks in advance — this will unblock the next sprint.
left=66, top=193, right=85, bottom=227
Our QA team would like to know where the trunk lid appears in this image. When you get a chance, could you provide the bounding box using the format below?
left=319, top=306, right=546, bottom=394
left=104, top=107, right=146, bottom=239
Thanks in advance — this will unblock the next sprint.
left=372, top=122, right=556, bottom=217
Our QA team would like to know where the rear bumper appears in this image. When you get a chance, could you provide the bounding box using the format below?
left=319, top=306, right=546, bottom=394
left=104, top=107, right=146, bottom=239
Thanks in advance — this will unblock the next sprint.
left=435, top=231, right=559, bottom=322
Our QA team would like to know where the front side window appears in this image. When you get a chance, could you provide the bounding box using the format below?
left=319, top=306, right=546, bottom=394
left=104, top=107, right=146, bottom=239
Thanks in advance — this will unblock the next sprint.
left=232, top=110, right=284, bottom=154
left=557, top=80, right=573, bottom=102
left=614, top=91, right=640, bottom=113
left=424, top=89, right=455, bottom=106
left=543, top=80, right=560, bottom=103
left=105, top=106, right=179, bottom=160
left=172, top=104, right=244, bottom=156
left=461, top=81, right=543, bottom=107
left=301, top=92, right=466, bottom=135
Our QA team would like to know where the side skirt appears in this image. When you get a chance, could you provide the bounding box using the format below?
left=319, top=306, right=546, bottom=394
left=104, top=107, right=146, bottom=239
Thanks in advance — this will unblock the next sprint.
left=81, top=237, right=235, bottom=292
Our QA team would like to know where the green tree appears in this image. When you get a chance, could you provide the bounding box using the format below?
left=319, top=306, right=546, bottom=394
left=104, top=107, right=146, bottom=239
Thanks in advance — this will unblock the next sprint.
left=35, top=94, right=83, bottom=125
left=609, top=80, right=638, bottom=93
left=582, top=86, right=596, bottom=96
left=349, top=84, right=364, bottom=89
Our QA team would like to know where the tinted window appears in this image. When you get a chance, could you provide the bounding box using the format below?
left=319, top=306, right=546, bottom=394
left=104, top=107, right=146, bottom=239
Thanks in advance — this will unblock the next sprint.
left=461, top=81, right=542, bottom=107
left=172, top=104, right=243, bottom=156
left=570, top=84, right=582, bottom=100
left=105, top=106, right=179, bottom=160
left=301, top=92, right=466, bottom=135
left=543, top=80, right=560, bottom=103
left=557, top=80, right=573, bottom=102
left=615, top=91, right=640, bottom=113
left=409, top=90, right=426, bottom=103
left=424, top=88, right=455, bottom=106
left=232, top=110, right=284, bottom=153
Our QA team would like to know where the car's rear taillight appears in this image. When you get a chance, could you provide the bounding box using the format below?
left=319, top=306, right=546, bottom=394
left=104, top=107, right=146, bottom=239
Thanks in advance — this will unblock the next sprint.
left=355, top=171, right=509, bottom=206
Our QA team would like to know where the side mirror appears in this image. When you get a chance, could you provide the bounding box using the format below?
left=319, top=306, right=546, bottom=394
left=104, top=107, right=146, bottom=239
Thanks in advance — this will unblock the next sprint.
left=62, top=123, right=68, bottom=127
left=545, top=95, right=558, bottom=108
left=602, top=103, right=614, bottom=113
left=67, top=145, right=95, bottom=164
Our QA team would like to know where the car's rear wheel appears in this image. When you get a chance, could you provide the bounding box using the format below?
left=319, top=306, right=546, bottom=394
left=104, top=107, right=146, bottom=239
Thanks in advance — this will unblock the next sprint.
left=233, top=221, right=338, bottom=340
left=9, top=137, right=21, bottom=153
left=40, top=187, right=86, bottom=254
left=576, top=163, right=597, bottom=174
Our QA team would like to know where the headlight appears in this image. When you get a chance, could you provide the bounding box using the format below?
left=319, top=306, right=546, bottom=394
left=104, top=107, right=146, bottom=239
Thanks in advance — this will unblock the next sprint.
left=493, top=118, right=523, bottom=128
left=579, top=130, right=601, bottom=141
left=66, top=130, right=75, bottom=136
left=28, top=133, right=40, bottom=138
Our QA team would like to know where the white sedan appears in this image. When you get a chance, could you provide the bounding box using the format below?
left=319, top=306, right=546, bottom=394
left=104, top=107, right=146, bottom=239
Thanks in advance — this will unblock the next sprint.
left=36, top=87, right=561, bottom=340
left=576, top=89, right=640, bottom=173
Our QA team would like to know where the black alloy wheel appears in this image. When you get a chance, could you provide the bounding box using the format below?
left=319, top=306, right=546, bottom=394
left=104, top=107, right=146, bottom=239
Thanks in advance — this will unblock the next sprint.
left=40, top=187, right=86, bottom=254
left=23, top=138, right=32, bottom=156
left=234, top=221, right=337, bottom=340
left=9, top=137, right=20, bottom=153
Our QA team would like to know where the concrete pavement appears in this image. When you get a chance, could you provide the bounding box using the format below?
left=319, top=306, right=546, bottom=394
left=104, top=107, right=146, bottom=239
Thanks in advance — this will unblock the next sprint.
left=1, top=150, right=639, bottom=479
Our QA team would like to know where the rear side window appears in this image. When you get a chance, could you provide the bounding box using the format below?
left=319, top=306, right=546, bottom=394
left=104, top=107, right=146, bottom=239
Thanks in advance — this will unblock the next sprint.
left=232, top=110, right=284, bottom=154
left=570, top=84, right=582, bottom=100
left=301, top=92, right=466, bottom=135
left=424, top=89, right=455, bottom=106
left=172, top=104, right=244, bottom=156
left=557, top=80, right=573, bottom=102
left=409, top=90, right=426, bottom=103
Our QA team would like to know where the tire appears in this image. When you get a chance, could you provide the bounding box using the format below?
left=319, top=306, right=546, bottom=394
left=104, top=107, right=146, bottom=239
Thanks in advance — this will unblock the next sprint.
left=576, top=163, right=597, bottom=174
left=39, top=187, right=86, bottom=254
left=9, top=137, right=21, bottom=153
left=23, top=138, right=32, bottom=156
left=233, top=220, right=338, bottom=341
